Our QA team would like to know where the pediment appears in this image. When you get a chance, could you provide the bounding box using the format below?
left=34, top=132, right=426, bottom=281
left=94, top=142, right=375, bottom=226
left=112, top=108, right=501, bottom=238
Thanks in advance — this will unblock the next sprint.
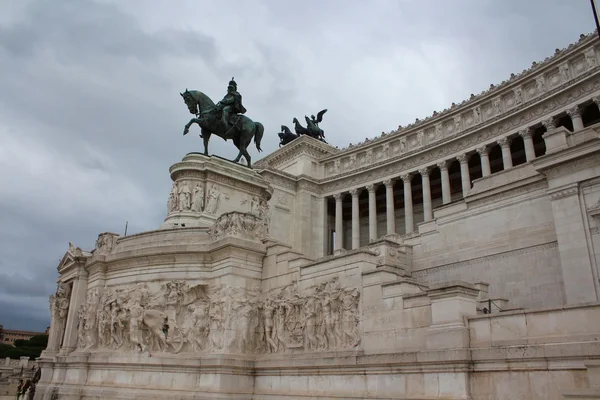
left=254, top=135, right=338, bottom=169
left=57, top=242, right=91, bottom=272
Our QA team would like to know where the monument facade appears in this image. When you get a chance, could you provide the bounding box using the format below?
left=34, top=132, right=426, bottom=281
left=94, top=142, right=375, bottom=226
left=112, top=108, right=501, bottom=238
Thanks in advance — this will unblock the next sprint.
left=36, top=32, right=600, bottom=399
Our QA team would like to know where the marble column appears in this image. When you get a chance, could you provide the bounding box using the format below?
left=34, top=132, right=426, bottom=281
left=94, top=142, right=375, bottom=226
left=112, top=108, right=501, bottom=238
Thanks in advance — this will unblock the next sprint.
left=350, top=189, right=360, bottom=249
left=593, top=96, right=600, bottom=110
left=61, top=265, right=88, bottom=354
left=401, top=174, right=414, bottom=234
left=366, top=184, right=378, bottom=242
left=457, top=155, right=471, bottom=198
left=420, top=167, right=433, bottom=222
left=477, top=146, right=491, bottom=177
left=498, top=137, right=513, bottom=170
left=384, top=179, right=395, bottom=235
left=333, top=193, right=343, bottom=251
left=519, top=129, right=536, bottom=162
left=567, top=106, right=584, bottom=131
left=437, top=161, right=451, bottom=205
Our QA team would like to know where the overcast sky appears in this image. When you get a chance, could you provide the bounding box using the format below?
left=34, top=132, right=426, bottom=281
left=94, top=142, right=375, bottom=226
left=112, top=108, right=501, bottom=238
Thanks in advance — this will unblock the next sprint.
left=0, top=0, right=595, bottom=331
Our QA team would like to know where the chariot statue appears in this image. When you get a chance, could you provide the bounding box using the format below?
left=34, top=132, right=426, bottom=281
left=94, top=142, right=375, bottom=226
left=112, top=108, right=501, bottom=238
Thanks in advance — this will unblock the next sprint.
left=278, top=125, right=299, bottom=147
left=292, top=109, right=328, bottom=143
left=181, top=77, right=264, bottom=167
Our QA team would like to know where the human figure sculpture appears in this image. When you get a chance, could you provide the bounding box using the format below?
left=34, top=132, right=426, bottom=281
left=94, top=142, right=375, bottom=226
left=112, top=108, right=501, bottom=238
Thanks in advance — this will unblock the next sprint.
left=215, top=77, right=247, bottom=135
left=192, top=185, right=204, bottom=212
left=178, top=184, right=191, bottom=211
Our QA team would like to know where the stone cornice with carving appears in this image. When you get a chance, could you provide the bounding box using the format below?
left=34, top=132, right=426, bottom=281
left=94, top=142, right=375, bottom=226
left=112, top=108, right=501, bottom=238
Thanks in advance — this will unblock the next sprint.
left=547, top=184, right=580, bottom=201
left=320, top=75, right=600, bottom=194
left=254, top=135, right=338, bottom=169
left=321, top=31, right=599, bottom=159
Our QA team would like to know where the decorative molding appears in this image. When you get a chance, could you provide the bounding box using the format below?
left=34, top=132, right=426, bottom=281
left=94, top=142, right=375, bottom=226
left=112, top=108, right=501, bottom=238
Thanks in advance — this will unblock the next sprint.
left=321, top=75, right=600, bottom=193
left=548, top=184, right=579, bottom=201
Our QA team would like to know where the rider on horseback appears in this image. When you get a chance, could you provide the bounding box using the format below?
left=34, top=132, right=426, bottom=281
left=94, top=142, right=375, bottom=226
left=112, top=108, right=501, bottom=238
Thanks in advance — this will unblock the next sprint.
left=215, top=77, right=247, bottom=136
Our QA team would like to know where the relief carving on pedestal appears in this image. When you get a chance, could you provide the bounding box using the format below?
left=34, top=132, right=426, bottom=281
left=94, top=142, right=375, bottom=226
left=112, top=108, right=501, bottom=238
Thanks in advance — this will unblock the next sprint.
left=48, top=283, right=71, bottom=351
left=74, top=278, right=360, bottom=355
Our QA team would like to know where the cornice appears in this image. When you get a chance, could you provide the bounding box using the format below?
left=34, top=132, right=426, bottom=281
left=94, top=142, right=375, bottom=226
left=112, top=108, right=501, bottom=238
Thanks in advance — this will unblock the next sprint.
left=320, top=73, right=600, bottom=194
left=254, top=135, right=338, bottom=169
left=325, top=30, right=599, bottom=157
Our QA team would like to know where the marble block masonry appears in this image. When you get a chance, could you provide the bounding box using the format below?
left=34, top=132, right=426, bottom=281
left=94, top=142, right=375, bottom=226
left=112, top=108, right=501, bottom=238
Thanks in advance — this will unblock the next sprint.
left=37, top=31, right=600, bottom=399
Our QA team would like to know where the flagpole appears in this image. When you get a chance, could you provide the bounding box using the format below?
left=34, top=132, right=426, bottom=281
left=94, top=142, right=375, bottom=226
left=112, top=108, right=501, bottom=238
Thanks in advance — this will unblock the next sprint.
left=592, top=0, right=600, bottom=39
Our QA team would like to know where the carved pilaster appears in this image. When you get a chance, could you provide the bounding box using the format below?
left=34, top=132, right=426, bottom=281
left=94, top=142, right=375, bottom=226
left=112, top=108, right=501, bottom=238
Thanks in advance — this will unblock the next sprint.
left=566, top=106, right=582, bottom=118
left=497, top=137, right=511, bottom=148
left=542, top=117, right=556, bottom=130
left=518, top=129, right=532, bottom=140
left=457, top=154, right=470, bottom=165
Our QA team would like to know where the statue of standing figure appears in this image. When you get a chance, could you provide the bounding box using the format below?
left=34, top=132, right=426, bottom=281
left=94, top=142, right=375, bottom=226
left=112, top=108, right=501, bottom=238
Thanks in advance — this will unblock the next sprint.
left=178, top=184, right=191, bottom=211
left=192, top=185, right=205, bottom=212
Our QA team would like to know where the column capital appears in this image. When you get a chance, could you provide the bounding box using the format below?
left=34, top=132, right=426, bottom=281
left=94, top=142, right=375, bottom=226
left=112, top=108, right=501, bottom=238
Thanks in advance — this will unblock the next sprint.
left=383, top=179, right=394, bottom=188
left=476, top=145, right=489, bottom=156
left=542, top=117, right=556, bottom=130
left=457, top=154, right=470, bottom=165
left=419, top=166, right=431, bottom=177
left=333, top=193, right=343, bottom=201
left=436, top=160, right=448, bottom=171
left=497, top=136, right=511, bottom=148
left=593, top=96, right=600, bottom=108
left=349, top=188, right=360, bottom=197
left=366, top=184, right=376, bottom=193
left=518, top=128, right=532, bottom=139
left=566, top=105, right=582, bottom=118
left=400, top=173, right=413, bottom=183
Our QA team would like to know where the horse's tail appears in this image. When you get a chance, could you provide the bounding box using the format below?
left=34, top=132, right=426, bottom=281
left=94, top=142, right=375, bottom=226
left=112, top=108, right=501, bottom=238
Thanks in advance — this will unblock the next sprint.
left=254, top=122, right=264, bottom=152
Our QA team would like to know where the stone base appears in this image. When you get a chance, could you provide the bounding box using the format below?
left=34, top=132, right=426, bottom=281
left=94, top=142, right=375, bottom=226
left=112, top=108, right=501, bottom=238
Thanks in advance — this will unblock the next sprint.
left=162, top=153, right=273, bottom=229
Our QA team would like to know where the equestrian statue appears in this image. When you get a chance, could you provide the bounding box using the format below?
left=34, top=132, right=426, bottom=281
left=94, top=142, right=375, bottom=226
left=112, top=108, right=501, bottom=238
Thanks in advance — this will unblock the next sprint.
left=291, top=109, right=328, bottom=143
left=181, top=77, right=264, bottom=167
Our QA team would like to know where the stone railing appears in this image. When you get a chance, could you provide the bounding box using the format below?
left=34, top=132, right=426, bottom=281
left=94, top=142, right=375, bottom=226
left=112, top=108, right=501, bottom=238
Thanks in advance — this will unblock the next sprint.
left=322, top=32, right=599, bottom=177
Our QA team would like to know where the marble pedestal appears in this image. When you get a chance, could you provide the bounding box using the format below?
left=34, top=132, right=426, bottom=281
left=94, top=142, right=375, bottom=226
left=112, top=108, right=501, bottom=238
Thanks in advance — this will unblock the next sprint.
left=162, top=153, right=273, bottom=229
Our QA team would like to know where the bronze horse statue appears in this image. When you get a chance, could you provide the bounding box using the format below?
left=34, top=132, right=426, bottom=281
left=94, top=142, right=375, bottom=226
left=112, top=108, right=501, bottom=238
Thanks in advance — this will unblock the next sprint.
left=180, top=89, right=264, bottom=167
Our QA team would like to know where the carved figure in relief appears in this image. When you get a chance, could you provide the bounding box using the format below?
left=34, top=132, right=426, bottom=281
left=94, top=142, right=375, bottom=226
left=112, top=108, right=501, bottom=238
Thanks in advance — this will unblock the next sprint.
left=382, top=143, right=390, bottom=158
left=535, top=76, right=545, bottom=94
left=110, top=302, right=124, bottom=348
left=178, top=184, right=191, bottom=211
left=76, top=304, right=87, bottom=349
left=473, top=106, right=482, bottom=123
left=514, top=87, right=523, bottom=106
left=400, top=138, right=406, bottom=153
left=365, top=149, right=373, bottom=165
left=191, top=185, right=204, bottom=212
left=168, top=183, right=178, bottom=212
left=341, top=288, right=360, bottom=348
left=559, top=63, right=570, bottom=83
left=453, top=116, right=462, bottom=132
left=205, top=184, right=222, bottom=214
left=586, top=49, right=597, bottom=69
left=416, top=131, right=424, bottom=147
left=333, top=159, right=340, bottom=174
left=74, top=278, right=360, bottom=356
left=492, top=98, right=502, bottom=116
left=262, top=299, right=278, bottom=353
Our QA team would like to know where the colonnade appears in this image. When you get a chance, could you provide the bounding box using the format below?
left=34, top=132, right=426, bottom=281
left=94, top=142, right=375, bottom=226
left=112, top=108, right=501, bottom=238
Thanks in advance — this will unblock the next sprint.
left=328, top=100, right=596, bottom=252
